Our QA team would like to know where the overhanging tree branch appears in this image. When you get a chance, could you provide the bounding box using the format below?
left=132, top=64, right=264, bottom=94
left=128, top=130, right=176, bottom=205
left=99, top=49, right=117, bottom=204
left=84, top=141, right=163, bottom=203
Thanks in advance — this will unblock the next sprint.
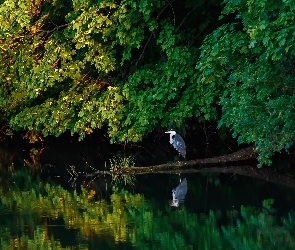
left=41, top=23, right=69, bottom=36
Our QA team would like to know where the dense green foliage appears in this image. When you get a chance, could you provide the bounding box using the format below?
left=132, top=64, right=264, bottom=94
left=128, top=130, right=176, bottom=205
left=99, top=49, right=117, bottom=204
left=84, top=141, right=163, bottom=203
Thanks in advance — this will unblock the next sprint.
left=210, top=0, right=295, bottom=166
left=0, top=0, right=295, bottom=165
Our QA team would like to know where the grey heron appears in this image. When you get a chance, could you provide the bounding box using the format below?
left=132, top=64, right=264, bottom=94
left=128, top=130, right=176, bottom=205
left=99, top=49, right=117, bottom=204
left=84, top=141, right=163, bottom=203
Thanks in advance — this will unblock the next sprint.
left=165, top=129, right=186, bottom=158
left=171, top=178, right=188, bottom=207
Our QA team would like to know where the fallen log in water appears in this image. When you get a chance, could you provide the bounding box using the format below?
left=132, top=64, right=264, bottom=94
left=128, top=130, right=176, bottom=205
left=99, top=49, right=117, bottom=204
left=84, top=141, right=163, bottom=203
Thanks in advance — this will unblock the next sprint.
left=127, top=145, right=257, bottom=174
left=79, top=145, right=295, bottom=188
left=90, top=146, right=257, bottom=175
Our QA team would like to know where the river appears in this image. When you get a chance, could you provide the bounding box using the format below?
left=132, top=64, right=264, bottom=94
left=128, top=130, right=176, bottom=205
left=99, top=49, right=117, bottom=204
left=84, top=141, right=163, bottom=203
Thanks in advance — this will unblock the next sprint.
left=0, top=136, right=295, bottom=249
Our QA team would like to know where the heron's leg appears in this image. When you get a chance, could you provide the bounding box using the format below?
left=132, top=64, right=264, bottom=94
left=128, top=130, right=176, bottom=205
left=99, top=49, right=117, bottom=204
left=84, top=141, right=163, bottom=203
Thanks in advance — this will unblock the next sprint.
left=177, top=153, right=181, bottom=163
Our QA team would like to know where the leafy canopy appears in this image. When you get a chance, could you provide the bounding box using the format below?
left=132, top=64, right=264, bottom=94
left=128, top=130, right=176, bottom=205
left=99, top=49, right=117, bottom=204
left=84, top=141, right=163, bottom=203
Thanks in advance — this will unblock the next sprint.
left=0, top=0, right=219, bottom=141
left=199, top=0, right=295, bottom=166
left=1, top=0, right=295, bottom=165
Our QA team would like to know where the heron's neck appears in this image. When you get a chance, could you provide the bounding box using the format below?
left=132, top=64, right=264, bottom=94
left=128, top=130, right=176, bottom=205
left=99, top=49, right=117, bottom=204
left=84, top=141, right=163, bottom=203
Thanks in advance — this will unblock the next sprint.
left=169, top=134, right=174, bottom=144
left=172, top=190, right=176, bottom=200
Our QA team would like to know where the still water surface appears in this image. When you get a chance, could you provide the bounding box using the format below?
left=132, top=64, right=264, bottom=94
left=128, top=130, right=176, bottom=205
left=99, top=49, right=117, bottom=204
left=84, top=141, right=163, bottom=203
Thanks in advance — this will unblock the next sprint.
left=1, top=169, right=295, bottom=249
left=1, top=136, right=295, bottom=249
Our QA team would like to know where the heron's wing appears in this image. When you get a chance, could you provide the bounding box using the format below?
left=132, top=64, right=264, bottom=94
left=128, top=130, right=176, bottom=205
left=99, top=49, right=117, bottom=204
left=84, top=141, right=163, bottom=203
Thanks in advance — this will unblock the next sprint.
left=174, top=178, right=187, bottom=200
left=173, top=134, right=186, bottom=157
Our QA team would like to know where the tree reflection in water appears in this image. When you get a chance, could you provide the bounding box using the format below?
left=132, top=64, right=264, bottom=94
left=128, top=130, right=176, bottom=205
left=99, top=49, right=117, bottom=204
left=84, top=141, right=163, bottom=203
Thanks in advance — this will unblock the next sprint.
left=0, top=170, right=295, bottom=249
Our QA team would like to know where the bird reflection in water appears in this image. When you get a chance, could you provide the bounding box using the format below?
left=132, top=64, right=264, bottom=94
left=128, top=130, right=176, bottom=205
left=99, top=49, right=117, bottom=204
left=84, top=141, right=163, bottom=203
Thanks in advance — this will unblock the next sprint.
left=171, top=178, right=188, bottom=207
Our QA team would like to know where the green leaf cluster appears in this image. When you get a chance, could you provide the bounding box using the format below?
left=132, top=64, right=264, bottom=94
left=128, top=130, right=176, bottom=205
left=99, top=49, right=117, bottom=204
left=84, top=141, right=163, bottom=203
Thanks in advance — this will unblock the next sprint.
left=0, top=0, right=219, bottom=142
left=1, top=0, right=295, bottom=165
left=199, top=0, right=295, bottom=165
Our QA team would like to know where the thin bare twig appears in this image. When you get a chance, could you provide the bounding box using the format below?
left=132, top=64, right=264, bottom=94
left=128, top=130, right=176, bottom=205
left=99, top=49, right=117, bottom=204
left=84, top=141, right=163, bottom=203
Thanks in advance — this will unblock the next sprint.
left=177, top=8, right=196, bottom=30
left=85, top=175, right=100, bottom=188
left=84, top=159, right=100, bottom=172
left=42, top=23, right=69, bottom=36
left=168, top=2, right=175, bottom=26
left=135, top=0, right=177, bottom=67
left=156, top=0, right=176, bottom=21
left=135, top=31, right=154, bottom=67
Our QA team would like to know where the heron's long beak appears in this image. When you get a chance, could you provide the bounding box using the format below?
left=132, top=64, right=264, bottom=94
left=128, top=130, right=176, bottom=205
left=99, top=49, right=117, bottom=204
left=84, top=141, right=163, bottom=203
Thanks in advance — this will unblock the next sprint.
left=165, top=131, right=171, bottom=134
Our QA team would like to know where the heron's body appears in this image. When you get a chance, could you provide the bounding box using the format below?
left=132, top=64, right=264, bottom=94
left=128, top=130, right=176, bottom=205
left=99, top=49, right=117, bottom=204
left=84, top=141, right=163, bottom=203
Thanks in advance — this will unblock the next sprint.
left=171, top=178, right=188, bottom=207
left=165, top=130, right=186, bottom=158
left=172, top=178, right=187, bottom=201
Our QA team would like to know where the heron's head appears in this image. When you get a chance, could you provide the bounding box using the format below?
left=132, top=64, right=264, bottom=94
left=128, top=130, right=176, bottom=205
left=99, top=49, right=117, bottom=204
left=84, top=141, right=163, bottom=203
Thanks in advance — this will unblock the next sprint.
left=165, top=129, right=176, bottom=135
left=170, top=199, right=179, bottom=207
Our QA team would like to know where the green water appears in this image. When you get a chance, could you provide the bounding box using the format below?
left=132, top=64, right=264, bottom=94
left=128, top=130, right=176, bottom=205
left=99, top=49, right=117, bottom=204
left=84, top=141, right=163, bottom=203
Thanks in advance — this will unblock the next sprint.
left=1, top=137, right=295, bottom=250
left=1, top=170, right=295, bottom=250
